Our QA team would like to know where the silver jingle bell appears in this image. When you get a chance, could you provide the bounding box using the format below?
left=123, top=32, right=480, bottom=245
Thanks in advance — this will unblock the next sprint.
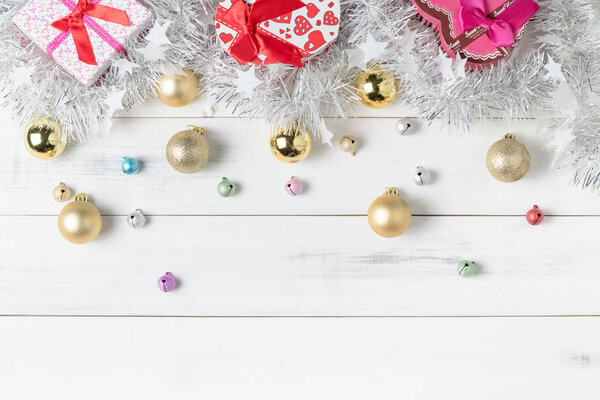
left=413, top=166, right=431, bottom=186
left=127, top=209, right=146, bottom=229
left=396, top=118, right=414, bottom=135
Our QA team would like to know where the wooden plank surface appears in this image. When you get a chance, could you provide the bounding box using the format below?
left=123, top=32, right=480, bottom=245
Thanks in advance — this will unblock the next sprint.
left=1, top=215, right=599, bottom=316
left=1, top=317, right=599, bottom=399
left=2, top=116, right=599, bottom=216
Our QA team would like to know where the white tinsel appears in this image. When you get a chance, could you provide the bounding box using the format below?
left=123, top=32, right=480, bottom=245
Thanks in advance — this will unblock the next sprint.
left=0, top=0, right=210, bottom=141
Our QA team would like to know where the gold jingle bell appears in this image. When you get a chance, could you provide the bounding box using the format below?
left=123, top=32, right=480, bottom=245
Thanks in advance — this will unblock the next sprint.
left=156, top=70, right=199, bottom=108
left=269, top=124, right=312, bottom=163
left=367, top=187, right=411, bottom=238
left=355, top=66, right=398, bottom=109
left=24, top=117, right=65, bottom=160
left=57, top=193, right=102, bottom=244
left=486, top=134, right=531, bottom=183
left=166, top=125, right=210, bottom=174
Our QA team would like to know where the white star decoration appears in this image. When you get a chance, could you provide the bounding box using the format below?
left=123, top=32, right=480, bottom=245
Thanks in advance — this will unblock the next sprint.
left=138, top=22, right=171, bottom=63
left=544, top=56, right=566, bottom=82
left=346, top=34, right=389, bottom=70
left=112, top=57, right=139, bottom=80
left=437, top=50, right=467, bottom=82
left=318, top=118, right=334, bottom=147
left=235, top=66, right=261, bottom=99
left=9, top=64, right=36, bottom=87
left=105, top=88, right=127, bottom=117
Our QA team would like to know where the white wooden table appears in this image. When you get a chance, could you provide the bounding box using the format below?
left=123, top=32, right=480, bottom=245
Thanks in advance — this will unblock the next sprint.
left=1, top=96, right=599, bottom=399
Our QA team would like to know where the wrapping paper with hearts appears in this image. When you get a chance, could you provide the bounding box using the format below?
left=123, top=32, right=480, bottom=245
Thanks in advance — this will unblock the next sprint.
left=411, top=0, right=539, bottom=67
left=13, top=0, right=151, bottom=86
left=215, top=0, right=340, bottom=67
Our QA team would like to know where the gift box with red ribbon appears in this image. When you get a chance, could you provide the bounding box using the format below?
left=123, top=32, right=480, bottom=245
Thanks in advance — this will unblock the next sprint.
left=215, top=0, right=340, bottom=67
left=13, top=0, right=151, bottom=86
left=411, top=0, right=539, bottom=67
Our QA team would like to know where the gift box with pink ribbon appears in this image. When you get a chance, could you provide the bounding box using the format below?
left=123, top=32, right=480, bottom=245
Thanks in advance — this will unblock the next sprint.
left=13, top=0, right=151, bottom=86
left=215, top=0, right=341, bottom=67
left=411, top=0, right=540, bottom=67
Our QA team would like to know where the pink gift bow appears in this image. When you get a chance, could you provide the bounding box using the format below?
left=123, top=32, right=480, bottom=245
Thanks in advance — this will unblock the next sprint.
left=47, top=0, right=129, bottom=67
left=459, top=0, right=540, bottom=48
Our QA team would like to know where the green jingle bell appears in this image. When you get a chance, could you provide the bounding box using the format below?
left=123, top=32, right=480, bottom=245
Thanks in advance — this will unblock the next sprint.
left=217, top=177, right=236, bottom=197
left=457, top=261, right=476, bottom=278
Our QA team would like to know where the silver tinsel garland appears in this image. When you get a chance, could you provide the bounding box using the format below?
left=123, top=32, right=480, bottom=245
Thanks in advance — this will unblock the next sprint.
left=0, top=0, right=209, bottom=141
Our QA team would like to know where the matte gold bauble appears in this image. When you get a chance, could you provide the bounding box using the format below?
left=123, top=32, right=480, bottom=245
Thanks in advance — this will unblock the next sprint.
left=486, top=134, right=530, bottom=183
left=367, top=187, right=411, bottom=238
left=58, top=193, right=102, bottom=244
left=355, top=66, right=398, bottom=109
left=166, top=125, right=210, bottom=174
left=156, top=70, right=199, bottom=107
left=269, top=124, right=312, bottom=163
left=24, top=117, right=65, bottom=159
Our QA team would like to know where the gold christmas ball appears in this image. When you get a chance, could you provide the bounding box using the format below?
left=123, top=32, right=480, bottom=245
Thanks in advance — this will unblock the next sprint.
left=57, top=193, right=102, bottom=244
left=367, top=187, right=411, bottom=238
left=52, top=182, right=72, bottom=202
left=355, top=66, right=398, bottom=109
left=166, top=125, right=210, bottom=174
left=269, top=124, right=312, bottom=163
left=486, top=134, right=531, bottom=183
left=156, top=70, right=199, bottom=107
left=24, top=117, right=65, bottom=160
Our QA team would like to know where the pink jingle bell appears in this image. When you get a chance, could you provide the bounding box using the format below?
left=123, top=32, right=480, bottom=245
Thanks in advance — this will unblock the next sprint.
left=526, top=205, right=544, bottom=226
left=285, top=176, right=303, bottom=196
left=157, top=272, right=177, bottom=293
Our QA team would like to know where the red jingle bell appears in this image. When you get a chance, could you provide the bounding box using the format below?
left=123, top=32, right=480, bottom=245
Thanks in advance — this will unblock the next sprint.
left=526, top=205, right=544, bottom=226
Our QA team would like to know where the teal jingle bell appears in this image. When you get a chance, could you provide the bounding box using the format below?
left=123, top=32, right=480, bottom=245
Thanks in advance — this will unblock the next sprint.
left=217, top=177, right=236, bottom=197
left=457, top=261, right=476, bottom=278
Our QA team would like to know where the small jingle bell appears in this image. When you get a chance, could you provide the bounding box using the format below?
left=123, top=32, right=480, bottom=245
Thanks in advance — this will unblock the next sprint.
left=52, top=182, right=72, bottom=202
left=285, top=176, right=303, bottom=196
left=127, top=209, right=146, bottom=229
left=413, top=166, right=431, bottom=186
left=217, top=177, right=236, bottom=197
left=157, top=272, right=177, bottom=292
left=458, top=261, right=476, bottom=278
left=121, top=157, right=140, bottom=175
left=526, top=205, right=544, bottom=226
left=395, top=118, right=413, bottom=135
left=339, top=135, right=358, bottom=156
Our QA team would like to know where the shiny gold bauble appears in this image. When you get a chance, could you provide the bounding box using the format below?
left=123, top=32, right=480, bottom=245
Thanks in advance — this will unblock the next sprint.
left=355, top=66, right=398, bottom=109
left=57, top=193, right=102, bottom=244
left=166, top=125, right=210, bottom=174
left=156, top=70, right=199, bottom=107
left=24, top=117, right=65, bottom=159
left=367, top=187, right=411, bottom=238
left=486, top=134, right=531, bottom=183
left=269, top=124, right=312, bottom=163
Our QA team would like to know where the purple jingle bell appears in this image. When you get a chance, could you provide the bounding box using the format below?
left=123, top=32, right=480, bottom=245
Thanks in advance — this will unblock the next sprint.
left=285, top=176, right=303, bottom=196
left=157, top=272, right=177, bottom=293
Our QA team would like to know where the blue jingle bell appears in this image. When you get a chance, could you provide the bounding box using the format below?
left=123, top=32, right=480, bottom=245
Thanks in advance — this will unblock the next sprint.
left=121, top=157, right=140, bottom=175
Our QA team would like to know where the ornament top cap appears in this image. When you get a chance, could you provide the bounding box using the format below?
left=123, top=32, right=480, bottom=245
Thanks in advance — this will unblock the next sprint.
left=187, top=125, right=207, bottom=135
left=504, top=133, right=516, bottom=140
left=384, top=187, right=400, bottom=196
left=75, top=193, right=91, bottom=202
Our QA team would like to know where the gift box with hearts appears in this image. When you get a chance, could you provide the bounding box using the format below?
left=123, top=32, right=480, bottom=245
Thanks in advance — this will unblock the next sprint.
left=215, top=0, right=340, bottom=67
left=12, top=0, right=151, bottom=86
left=411, top=0, right=539, bottom=67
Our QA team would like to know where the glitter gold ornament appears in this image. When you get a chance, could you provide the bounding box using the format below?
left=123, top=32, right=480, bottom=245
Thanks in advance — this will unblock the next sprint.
left=339, top=135, right=358, bottom=156
left=52, top=182, right=72, bottom=202
left=269, top=124, right=312, bottom=163
left=486, top=134, right=530, bottom=183
left=24, top=117, right=65, bottom=160
left=57, top=193, right=102, bottom=244
left=355, top=66, right=398, bottom=109
left=166, top=126, right=210, bottom=174
left=367, top=187, right=411, bottom=238
left=156, top=70, right=199, bottom=108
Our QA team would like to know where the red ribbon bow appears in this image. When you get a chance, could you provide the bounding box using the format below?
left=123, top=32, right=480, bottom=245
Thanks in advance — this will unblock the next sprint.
left=221, top=0, right=307, bottom=67
left=51, top=0, right=130, bottom=65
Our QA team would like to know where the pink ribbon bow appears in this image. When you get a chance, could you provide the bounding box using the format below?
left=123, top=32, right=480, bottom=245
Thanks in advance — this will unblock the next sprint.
left=459, top=0, right=540, bottom=48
